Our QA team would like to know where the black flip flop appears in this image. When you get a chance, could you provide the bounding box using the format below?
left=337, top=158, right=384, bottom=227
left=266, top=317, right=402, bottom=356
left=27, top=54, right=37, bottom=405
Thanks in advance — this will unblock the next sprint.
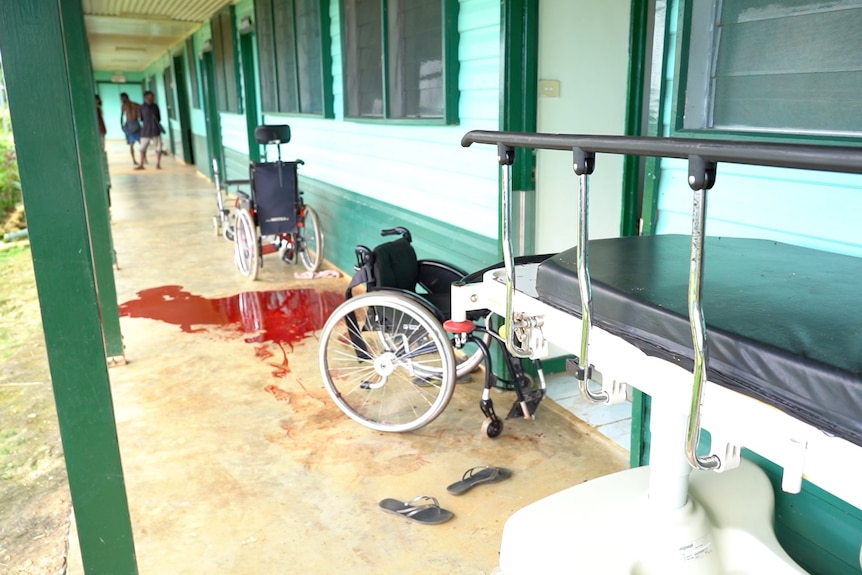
left=446, top=466, right=512, bottom=495
left=378, top=495, right=454, bottom=525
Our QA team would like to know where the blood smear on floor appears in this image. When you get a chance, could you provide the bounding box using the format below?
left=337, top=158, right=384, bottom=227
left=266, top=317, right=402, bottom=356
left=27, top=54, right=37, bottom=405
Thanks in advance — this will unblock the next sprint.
left=119, top=285, right=343, bottom=375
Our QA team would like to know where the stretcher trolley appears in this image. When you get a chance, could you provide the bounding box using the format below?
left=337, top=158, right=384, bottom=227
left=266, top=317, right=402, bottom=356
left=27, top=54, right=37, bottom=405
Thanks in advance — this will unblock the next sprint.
left=453, top=130, right=862, bottom=574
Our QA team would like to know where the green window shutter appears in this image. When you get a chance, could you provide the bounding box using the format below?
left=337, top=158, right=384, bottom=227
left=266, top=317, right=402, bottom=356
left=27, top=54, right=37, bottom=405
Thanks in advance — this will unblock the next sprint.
left=210, top=8, right=240, bottom=114
left=255, top=0, right=331, bottom=117
left=686, top=0, right=862, bottom=135
left=296, top=0, right=324, bottom=114
left=256, top=0, right=279, bottom=114
left=341, top=0, right=458, bottom=122
left=387, top=0, right=444, bottom=118
left=343, top=0, right=384, bottom=117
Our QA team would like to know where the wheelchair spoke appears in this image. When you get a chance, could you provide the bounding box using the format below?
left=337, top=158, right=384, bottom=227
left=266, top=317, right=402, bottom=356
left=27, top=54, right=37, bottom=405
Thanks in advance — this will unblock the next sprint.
left=319, top=292, right=456, bottom=432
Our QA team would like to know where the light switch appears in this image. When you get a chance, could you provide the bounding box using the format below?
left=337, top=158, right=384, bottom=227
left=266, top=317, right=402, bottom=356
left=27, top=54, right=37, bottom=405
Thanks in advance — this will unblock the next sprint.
left=539, top=79, right=560, bottom=98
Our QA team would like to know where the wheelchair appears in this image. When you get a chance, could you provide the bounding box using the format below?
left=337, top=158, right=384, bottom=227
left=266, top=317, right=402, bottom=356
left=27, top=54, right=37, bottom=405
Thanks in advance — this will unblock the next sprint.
left=217, top=124, right=324, bottom=279
left=317, top=227, right=548, bottom=437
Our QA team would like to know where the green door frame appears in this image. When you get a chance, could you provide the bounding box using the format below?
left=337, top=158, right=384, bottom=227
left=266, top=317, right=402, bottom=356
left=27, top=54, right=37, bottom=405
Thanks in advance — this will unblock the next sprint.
left=173, top=52, right=195, bottom=165
left=0, top=0, right=137, bottom=572
left=239, top=27, right=261, bottom=163
left=500, top=0, right=539, bottom=258
left=201, top=49, right=223, bottom=178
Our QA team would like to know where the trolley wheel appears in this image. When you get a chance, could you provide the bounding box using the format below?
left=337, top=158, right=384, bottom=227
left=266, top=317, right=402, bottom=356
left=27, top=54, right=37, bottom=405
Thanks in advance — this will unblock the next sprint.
left=319, top=292, right=456, bottom=432
left=298, top=205, right=324, bottom=272
left=234, top=208, right=260, bottom=280
left=482, top=417, right=503, bottom=438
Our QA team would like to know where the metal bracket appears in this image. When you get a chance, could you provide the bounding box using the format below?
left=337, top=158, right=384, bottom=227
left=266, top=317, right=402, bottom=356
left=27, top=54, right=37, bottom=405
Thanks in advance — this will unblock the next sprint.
left=687, top=154, right=717, bottom=191
left=574, top=147, right=595, bottom=176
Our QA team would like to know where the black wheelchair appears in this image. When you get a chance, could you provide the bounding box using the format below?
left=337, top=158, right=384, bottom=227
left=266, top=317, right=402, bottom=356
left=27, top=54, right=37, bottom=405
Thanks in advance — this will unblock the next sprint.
left=317, top=227, right=547, bottom=437
left=214, top=124, right=324, bottom=279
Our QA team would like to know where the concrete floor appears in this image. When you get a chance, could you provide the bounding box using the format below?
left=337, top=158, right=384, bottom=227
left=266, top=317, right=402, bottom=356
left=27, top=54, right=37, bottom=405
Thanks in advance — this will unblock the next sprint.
left=68, top=142, right=628, bottom=574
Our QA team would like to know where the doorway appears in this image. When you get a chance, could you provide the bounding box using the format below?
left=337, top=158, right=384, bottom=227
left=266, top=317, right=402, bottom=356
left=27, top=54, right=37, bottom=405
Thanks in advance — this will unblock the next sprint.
left=97, top=82, right=142, bottom=141
left=172, top=54, right=195, bottom=165
left=200, top=49, right=222, bottom=179
left=533, top=0, right=633, bottom=252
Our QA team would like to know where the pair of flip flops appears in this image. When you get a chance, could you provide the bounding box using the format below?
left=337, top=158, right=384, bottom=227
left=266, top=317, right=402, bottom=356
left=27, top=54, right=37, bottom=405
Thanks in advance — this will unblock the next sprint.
left=378, top=466, right=512, bottom=525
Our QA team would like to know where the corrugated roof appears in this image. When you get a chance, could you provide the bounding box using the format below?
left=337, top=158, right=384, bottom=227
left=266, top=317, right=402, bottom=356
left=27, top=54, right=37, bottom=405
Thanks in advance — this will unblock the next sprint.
left=83, top=0, right=233, bottom=72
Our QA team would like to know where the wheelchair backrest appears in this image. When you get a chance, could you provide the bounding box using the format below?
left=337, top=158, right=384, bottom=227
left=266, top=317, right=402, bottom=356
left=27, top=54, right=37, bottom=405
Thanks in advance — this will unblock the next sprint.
left=252, top=162, right=299, bottom=236
left=371, top=238, right=419, bottom=291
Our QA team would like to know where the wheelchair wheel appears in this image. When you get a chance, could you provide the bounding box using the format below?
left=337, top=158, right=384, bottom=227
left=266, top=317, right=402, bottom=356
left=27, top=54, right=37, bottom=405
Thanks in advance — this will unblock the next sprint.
left=298, top=205, right=324, bottom=272
left=319, top=292, right=456, bottom=432
left=234, top=208, right=260, bottom=280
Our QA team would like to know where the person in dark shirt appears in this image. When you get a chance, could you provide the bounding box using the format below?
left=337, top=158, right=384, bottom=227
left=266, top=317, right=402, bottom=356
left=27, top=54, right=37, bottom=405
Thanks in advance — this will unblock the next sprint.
left=137, top=90, right=163, bottom=170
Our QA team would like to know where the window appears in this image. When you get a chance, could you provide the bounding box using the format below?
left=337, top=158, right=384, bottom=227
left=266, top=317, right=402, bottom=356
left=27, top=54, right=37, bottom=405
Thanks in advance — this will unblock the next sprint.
left=341, top=0, right=459, bottom=122
left=255, top=0, right=332, bottom=116
left=186, top=37, right=201, bottom=109
left=683, top=0, right=862, bottom=136
left=210, top=8, right=241, bottom=113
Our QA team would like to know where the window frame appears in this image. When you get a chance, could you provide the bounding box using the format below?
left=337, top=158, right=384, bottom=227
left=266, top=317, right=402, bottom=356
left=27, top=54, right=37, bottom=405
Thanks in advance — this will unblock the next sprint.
left=671, top=0, right=862, bottom=145
left=339, top=0, right=460, bottom=125
left=254, top=0, right=334, bottom=118
left=210, top=6, right=242, bottom=114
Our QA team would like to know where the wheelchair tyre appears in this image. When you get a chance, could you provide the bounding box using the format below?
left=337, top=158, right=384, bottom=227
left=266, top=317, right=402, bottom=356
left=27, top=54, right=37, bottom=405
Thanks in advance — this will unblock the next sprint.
left=298, top=206, right=324, bottom=272
left=319, top=292, right=456, bottom=433
left=234, top=208, right=260, bottom=280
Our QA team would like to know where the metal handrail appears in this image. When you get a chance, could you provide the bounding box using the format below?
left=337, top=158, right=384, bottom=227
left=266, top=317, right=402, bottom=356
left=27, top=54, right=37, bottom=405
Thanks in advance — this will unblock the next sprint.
left=463, top=130, right=862, bottom=471
left=462, top=130, right=862, bottom=174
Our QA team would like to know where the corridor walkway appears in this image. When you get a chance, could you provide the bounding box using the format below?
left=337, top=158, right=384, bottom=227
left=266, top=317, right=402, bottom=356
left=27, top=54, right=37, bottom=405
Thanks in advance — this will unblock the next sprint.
left=67, top=142, right=628, bottom=574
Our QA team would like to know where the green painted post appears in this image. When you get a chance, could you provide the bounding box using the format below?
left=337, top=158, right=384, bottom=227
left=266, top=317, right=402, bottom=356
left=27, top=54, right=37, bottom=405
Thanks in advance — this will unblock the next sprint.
left=0, top=1, right=138, bottom=573
left=60, top=0, right=126, bottom=361
left=239, top=30, right=261, bottom=163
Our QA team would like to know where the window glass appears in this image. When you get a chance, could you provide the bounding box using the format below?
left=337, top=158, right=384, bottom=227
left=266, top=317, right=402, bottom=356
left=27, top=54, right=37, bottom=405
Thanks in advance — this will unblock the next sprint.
left=387, top=0, right=443, bottom=118
left=686, top=0, right=862, bottom=135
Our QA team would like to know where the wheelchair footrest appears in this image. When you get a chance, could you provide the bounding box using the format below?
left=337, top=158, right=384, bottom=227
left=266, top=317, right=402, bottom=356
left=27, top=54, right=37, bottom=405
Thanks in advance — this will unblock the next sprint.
left=506, top=389, right=545, bottom=420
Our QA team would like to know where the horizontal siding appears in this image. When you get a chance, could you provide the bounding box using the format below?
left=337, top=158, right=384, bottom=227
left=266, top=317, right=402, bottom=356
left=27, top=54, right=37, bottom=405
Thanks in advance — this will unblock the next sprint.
left=262, top=0, right=501, bottom=240
left=654, top=160, right=862, bottom=257
left=193, top=133, right=210, bottom=176
left=299, top=175, right=498, bottom=275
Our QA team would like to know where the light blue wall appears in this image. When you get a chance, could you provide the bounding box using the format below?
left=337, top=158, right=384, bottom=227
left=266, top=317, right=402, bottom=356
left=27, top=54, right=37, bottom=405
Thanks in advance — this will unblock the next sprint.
left=655, top=160, right=862, bottom=257
left=263, top=0, right=502, bottom=240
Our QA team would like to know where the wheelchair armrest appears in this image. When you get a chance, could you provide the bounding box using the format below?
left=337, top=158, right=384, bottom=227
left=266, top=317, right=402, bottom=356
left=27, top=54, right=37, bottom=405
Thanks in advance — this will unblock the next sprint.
left=417, top=260, right=467, bottom=294
left=236, top=189, right=250, bottom=200
left=224, top=178, right=251, bottom=187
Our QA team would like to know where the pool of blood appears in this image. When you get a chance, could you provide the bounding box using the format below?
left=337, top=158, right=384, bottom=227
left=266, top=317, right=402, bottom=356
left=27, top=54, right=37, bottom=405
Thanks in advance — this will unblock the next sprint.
left=119, top=285, right=343, bottom=376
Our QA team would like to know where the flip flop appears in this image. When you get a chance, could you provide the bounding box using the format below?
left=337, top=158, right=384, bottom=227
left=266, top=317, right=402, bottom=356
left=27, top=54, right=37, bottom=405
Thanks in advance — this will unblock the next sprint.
left=446, top=466, right=512, bottom=495
left=378, top=495, right=454, bottom=525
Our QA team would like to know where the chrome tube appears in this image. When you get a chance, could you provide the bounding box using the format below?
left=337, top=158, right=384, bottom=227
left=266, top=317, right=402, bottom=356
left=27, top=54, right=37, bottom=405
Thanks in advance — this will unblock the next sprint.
left=575, top=169, right=607, bottom=403
left=500, top=149, right=530, bottom=357
left=684, top=183, right=720, bottom=471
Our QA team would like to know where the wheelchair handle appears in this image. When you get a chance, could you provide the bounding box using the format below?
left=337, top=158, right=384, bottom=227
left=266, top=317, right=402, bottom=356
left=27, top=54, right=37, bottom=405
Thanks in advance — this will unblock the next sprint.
left=297, top=159, right=305, bottom=166
left=380, top=227, right=412, bottom=242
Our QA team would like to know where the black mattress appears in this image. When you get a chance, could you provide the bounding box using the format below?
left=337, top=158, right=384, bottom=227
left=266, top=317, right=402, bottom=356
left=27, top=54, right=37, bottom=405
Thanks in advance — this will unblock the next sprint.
left=536, top=235, right=862, bottom=448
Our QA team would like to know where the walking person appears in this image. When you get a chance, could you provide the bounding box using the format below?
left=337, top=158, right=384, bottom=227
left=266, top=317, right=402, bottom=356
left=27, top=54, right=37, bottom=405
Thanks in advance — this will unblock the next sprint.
left=95, top=94, right=106, bottom=150
left=137, top=91, right=163, bottom=170
left=120, top=92, right=141, bottom=165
